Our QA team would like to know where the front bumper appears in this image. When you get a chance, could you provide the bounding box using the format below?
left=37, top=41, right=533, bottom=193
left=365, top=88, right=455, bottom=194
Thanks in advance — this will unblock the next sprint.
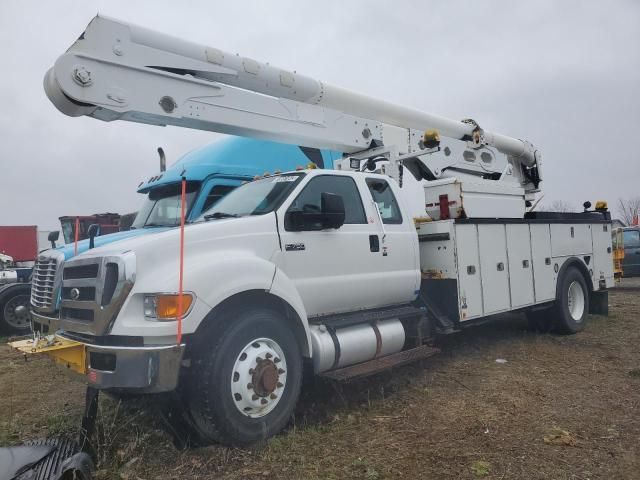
left=29, top=310, right=184, bottom=393
left=83, top=341, right=185, bottom=393
left=31, top=309, right=61, bottom=334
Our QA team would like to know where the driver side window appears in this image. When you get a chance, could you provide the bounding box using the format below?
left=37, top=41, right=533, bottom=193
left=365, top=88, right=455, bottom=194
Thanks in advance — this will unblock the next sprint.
left=288, top=175, right=366, bottom=224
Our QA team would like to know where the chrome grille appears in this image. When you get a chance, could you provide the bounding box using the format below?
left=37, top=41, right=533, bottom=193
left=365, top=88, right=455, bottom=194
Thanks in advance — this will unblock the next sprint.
left=31, top=255, right=59, bottom=310
left=59, top=253, right=135, bottom=335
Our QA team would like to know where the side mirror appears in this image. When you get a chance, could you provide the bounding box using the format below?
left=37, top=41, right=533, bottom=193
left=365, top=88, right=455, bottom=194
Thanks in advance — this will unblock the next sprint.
left=321, top=192, right=345, bottom=229
left=48, top=230, right=60, bottom=249
left=285, top=210, right=305, bottom=232
left=87, top=224, right=101, bottom=249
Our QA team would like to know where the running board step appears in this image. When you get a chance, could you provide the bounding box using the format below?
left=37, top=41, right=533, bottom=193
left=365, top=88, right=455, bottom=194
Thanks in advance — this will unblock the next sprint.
left=320, top=345, right=440, bottom=381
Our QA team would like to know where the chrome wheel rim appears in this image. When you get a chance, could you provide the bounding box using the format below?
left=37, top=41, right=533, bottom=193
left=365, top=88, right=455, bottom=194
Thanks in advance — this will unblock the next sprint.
left=3, top=295, right=31, bottom=329
left=567, top=281, right=585, bottom=321
left=231, top=337, right=287, bottom=418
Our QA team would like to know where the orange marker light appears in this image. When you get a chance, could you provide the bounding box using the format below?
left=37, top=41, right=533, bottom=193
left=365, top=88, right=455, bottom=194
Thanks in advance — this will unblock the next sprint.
left=157, top=294, right=193, bottom=320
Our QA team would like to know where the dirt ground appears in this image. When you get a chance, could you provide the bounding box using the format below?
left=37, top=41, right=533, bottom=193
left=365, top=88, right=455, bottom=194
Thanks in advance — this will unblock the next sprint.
left=1, top=280, right=639, bottom=479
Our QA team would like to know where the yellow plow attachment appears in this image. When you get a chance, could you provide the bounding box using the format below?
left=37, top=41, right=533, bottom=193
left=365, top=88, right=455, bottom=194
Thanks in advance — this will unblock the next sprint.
left=9, top=335, right=87, bottom=375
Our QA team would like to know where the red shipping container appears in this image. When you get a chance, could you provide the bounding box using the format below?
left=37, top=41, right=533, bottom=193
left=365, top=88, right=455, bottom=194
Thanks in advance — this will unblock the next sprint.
left=0, top=226, right=38, bottom=262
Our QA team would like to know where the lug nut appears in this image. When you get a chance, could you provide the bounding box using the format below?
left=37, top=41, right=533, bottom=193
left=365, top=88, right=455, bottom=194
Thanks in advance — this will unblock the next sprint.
left=276, top=382, right=283, bottom=388
left=270, top=393, right=277, bottom=400
left=249, top=368, right=255, bottom=375
left=260, top=398, right=268, bottom=405
left=252, top=394, right=259, bottom=401
left=278, top=369, right=285, bottom=374
left=247, top=383, right=254, bottom=389
left=265, top=352, right=273, bottom=359
left=274, top=358, right=281, bottom=363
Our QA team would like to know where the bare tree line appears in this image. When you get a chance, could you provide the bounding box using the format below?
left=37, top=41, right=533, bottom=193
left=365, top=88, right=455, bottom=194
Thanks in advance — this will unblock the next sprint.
left=617, top=197, right=640, bottom=225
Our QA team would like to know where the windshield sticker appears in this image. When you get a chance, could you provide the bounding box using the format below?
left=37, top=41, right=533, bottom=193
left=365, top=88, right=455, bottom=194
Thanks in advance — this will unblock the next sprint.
left=272, top=176, right=298, bottom=183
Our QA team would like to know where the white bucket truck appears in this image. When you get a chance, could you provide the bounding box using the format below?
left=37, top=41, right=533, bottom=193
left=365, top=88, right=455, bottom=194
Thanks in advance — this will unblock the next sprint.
left=24, top=16, right=612, bottom=446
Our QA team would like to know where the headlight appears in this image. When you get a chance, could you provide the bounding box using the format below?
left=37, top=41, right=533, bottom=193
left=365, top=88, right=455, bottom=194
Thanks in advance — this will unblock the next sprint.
left=144, top=293, right=194, bottom=320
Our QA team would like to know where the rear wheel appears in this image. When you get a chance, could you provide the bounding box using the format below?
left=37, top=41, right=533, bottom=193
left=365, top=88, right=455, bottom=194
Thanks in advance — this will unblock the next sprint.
left=554, top=266, right=589, bottom=334
left=186, top=307, right=303, bottom=447
left=0, top=286, right=32, bottom=333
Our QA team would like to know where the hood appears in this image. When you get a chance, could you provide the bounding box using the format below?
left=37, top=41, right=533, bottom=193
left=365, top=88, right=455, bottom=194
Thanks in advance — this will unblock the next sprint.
left=74, top=214, right=277, bottom=261
left=53, top=227, right=171, bottom=260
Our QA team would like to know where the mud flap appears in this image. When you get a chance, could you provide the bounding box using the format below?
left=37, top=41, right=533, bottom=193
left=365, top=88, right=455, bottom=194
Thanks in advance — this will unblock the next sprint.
left=589, top=290, right=609, bottom=316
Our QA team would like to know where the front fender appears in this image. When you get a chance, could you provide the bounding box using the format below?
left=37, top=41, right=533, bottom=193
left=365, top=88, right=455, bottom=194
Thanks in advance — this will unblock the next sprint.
left=269, top=267, right=311, bottom=357
left=110, top=252, right=277, bottom=337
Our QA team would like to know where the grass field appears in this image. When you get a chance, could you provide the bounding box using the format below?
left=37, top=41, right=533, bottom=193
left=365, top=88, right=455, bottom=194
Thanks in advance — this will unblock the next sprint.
left=2, top=280, right=639, bottom=479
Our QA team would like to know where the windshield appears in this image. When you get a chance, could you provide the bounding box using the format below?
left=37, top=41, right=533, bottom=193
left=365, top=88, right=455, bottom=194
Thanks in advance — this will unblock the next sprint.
left=198, top=174, right=304, bottom=221
left=60, top=220, right=75, bottom=244
left=132, top=181, right=200, bottom=228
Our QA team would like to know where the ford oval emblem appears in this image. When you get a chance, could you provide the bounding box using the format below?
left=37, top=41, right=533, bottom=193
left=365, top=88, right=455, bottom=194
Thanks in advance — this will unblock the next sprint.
left=70, top=288, right=81, bottom=301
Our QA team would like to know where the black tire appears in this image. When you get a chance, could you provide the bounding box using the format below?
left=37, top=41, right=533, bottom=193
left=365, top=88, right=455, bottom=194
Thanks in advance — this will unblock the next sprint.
left=525, top=306, right=554, bottom=333
left=553, top=266, right=589, bottom=335
left=0, top=285, right=32, bottom=334
left=186, top=307, right=303, bottom=447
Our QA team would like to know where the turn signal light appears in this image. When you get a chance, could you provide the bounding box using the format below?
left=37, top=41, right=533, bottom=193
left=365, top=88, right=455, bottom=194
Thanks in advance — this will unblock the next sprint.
left=144, top=294, right=193, bottom=320
left=157, top=294, right=193, bottom=319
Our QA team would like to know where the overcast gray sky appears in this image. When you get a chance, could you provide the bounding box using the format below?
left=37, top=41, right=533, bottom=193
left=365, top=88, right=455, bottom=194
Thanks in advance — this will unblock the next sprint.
left=1, top=0, right=639, bottom=230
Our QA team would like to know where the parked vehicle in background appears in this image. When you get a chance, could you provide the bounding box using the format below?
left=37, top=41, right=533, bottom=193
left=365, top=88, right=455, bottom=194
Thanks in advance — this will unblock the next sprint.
left=7, top=132, right=335, bottom=335
left=59, top=213, right=122, bottom=244
left=0, top=226, right=39, bottom=333
left=621, top=227, right=640, bottom=276
left=1, top=214, right=123, bottom=333
left=0, top=226, right=39, bottom=265
left=29, top=136, right=339, bottom=335
left=612, top=227, right=625, bottom=281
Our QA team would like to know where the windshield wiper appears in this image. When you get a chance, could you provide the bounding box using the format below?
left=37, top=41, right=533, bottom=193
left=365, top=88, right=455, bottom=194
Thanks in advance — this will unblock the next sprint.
left=144, top=223, right=172, bottom=227
left=204, top=212, right=240, bottom=221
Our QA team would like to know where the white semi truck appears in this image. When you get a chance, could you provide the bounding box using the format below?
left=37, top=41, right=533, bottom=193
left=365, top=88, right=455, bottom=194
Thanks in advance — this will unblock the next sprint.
left=25, top=16, right=613, bottom=446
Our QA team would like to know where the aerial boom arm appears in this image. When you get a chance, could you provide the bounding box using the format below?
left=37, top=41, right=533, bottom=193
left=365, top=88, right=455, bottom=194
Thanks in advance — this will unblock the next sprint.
left=45, top=15, right=541, bottom=185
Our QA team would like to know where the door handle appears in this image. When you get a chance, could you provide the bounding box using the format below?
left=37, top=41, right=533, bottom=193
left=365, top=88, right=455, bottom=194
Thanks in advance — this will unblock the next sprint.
left=369, top=235, right=380, bottom=252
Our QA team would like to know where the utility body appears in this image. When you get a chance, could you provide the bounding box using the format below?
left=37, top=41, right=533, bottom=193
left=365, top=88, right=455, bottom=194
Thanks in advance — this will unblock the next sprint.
left=20, top=16, right=613, bottom=446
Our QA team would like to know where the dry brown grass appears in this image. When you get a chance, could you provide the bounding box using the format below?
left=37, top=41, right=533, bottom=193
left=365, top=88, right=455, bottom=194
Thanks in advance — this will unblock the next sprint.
left=2, top=282, right=639, bottom=479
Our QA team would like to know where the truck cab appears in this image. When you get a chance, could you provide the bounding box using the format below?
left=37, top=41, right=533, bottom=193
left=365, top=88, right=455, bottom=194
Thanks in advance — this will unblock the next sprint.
left=30, top=137, right=340, bottom=333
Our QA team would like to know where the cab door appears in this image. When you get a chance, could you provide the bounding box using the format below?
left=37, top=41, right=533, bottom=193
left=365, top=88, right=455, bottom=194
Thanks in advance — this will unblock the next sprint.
left=364, top=177, right=420, bottom=306
left=276, top=174, right=388, bottom=317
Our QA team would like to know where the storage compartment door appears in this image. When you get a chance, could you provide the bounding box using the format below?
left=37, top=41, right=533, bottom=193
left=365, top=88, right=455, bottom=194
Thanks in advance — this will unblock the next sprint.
left=530, top=224, right=555, bottom=302
left=478, top=224, right=510, bottom=314
left=550, top=224, right=593, bottom=256
left=455, top=224, right=483, bottom=321
left=592, top=223, right=614, bottom=287
left=506, top=224, right=534, bottom=308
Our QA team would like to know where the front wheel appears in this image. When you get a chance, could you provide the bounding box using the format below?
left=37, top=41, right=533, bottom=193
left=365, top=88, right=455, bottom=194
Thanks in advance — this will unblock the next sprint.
left=554, top=266, right=589, bottom=334
left=186, top=307, right=303, bottom=447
